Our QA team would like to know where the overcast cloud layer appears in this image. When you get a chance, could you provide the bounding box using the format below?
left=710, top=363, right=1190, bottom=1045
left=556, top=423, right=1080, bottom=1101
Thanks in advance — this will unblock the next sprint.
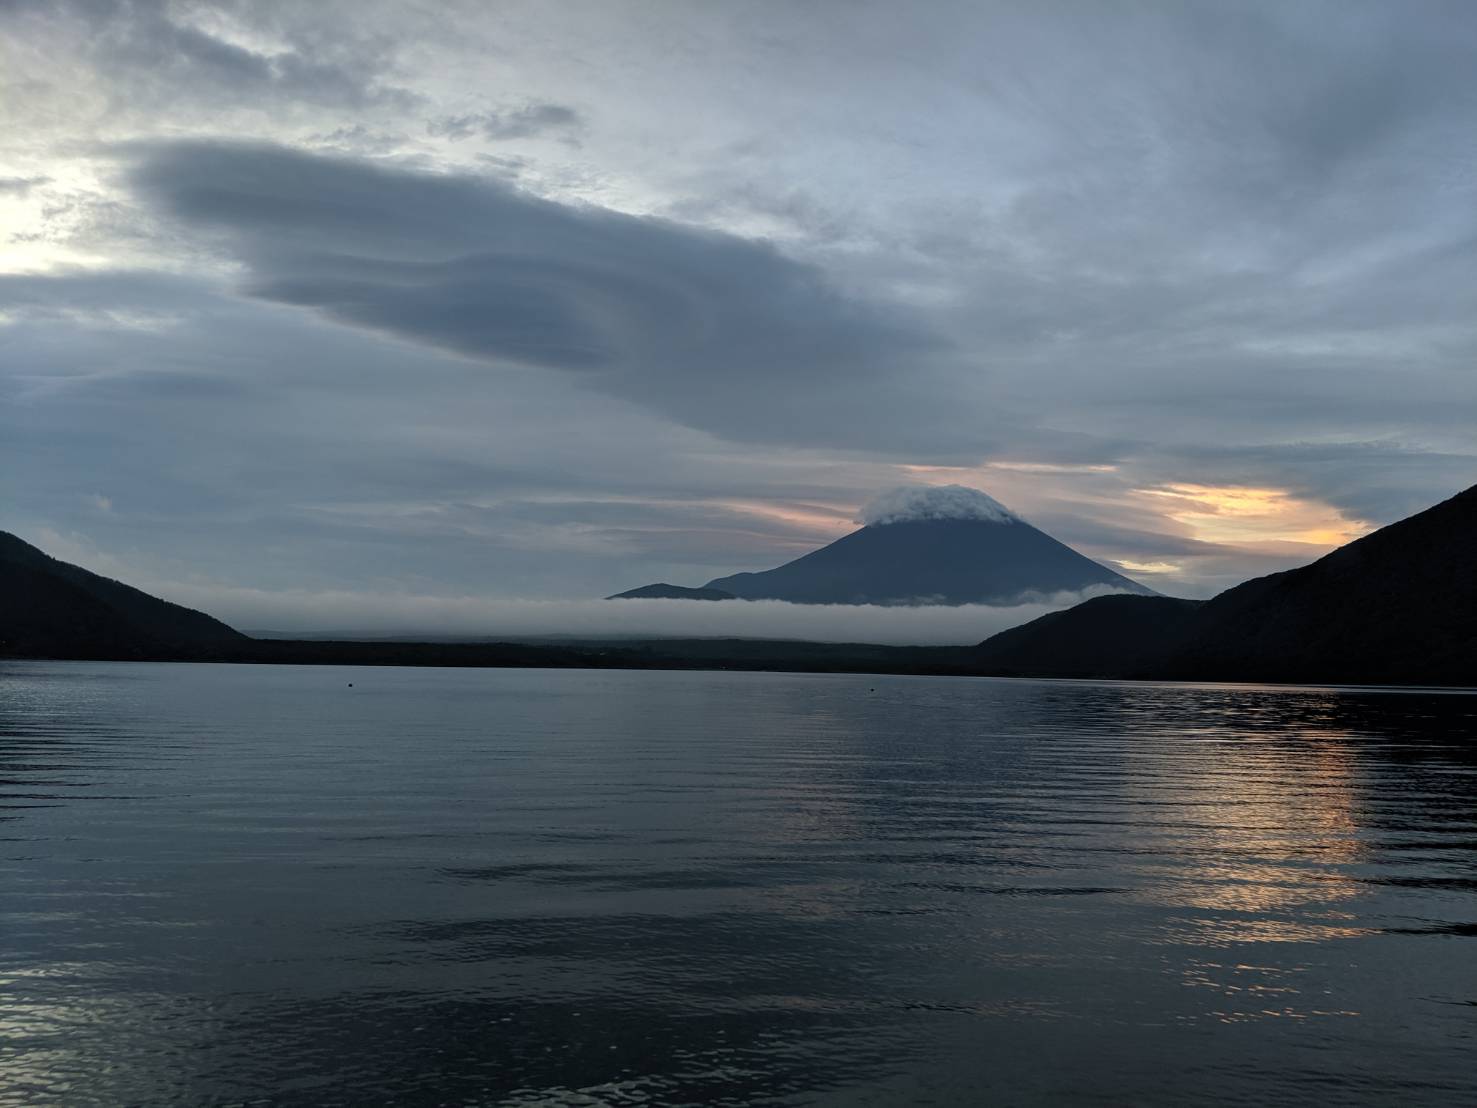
left=3, top=0, right=1476, bottom=636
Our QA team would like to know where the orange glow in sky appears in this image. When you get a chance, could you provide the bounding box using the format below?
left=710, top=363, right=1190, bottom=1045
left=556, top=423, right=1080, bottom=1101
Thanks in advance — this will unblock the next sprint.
left=1116, top=559, right=1184, bottom=575
left=1138, top=484, right=1372, bottom=548
left=710, top=498, right=855, bottom=538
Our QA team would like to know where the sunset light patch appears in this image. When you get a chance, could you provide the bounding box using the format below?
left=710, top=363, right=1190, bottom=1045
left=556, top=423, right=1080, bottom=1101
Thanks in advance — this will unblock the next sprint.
left=1115, top=559, right=1182, bottom=575
left=1138, top=484, right=1372, bottom=548
left=708, top=498, right=855, bottom=537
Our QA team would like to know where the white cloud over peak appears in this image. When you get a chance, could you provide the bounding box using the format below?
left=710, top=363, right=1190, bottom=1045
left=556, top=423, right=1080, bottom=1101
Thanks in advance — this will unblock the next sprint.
left=859, top=484, right=1018, bottom=527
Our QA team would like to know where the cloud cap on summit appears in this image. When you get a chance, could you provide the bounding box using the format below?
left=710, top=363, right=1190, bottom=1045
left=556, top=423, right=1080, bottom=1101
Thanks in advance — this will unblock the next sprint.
left=859, top=485, right=1019, bottom=527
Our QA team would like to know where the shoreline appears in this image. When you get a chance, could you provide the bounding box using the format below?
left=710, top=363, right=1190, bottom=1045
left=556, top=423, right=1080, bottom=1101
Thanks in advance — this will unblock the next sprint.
left=5, top=638, right=1474, bottom=692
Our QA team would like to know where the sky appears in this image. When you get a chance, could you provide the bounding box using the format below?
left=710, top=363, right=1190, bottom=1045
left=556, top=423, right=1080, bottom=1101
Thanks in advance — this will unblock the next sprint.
left=3, top=0, right=1475, bottom=638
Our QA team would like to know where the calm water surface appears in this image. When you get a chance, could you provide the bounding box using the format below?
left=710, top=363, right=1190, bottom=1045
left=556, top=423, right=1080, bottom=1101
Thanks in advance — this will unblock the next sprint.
left=1, top=662, right=1474, bottom=1106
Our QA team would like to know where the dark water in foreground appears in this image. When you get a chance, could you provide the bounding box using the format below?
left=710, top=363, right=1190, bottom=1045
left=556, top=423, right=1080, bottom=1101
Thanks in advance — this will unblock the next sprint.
left=1, top=663, right=1474, bottom=1106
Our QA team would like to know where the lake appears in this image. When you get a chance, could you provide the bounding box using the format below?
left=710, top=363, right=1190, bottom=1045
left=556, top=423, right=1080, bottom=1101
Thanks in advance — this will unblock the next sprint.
left=1, top=661, right=1474, bottom=1105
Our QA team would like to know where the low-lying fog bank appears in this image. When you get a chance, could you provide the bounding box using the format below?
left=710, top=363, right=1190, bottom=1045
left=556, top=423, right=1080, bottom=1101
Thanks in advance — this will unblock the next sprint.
left=174, top=585, right=1132, bottom=646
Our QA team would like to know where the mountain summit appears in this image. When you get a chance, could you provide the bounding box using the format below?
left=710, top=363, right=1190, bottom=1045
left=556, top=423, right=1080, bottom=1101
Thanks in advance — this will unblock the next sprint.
left=696, top=485, right=1153, bottom=605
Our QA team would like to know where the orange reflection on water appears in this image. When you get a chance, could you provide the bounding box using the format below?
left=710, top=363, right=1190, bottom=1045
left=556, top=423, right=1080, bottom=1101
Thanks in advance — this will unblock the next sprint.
left=1146, top=733, right=1366, bottom=935
left=1136, top=721, right=1375, bottom=1022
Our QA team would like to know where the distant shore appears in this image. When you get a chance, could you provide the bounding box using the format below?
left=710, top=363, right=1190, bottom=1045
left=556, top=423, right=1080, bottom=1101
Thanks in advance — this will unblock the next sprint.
left=6, top=637, right=1475, bottom=691
left=1, top=636, right=985, bottom=677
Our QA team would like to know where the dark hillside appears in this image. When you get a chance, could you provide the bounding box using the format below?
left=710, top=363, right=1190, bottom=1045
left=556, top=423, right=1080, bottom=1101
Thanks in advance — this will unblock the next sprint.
left=0, top=531, right=245, bottom=658
left=974, top=483, right=1477, bottom=687
left=973, top=595, right=1203, bottom=678
left=1165, top=484, right=1477, bottom=685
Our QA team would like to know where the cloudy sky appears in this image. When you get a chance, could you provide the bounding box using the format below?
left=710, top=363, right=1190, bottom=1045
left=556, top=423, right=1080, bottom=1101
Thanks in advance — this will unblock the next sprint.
left=3, top=0, right=1475, bottom=635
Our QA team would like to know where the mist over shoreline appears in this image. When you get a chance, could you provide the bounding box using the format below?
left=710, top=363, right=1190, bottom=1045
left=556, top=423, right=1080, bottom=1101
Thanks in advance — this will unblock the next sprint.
left=166, top=585, right=1134, bottom=646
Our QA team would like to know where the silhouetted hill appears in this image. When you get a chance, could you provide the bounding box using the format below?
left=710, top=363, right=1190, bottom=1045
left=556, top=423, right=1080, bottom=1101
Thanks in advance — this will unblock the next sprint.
left=974, top=483, right=1477, bottom=687
left=703, top=518, right=1153, bottom=605
left=607, top=583, right=736, bottom=600
left=973, top=595, right=1203, bottom=677
left=0, top=531, right=246, bottom=658
left=1163, top=483, right=1477, bottom=685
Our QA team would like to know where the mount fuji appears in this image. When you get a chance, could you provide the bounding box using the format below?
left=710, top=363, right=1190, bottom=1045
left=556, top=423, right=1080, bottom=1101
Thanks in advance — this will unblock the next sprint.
left=613, top=485, right=1154, bottom=606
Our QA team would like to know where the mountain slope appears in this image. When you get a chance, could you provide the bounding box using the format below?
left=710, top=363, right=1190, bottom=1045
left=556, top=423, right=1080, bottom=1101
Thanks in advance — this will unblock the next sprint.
left=607, top=583, right=737, bottom=600
left=704, top=517, right=1154, bottom=606
left=973, top=483, right=1477, bottom=686
left=0, top=531, right=246, bottom=658
left=973, top=595, right=1203, bottom=677
left=1163, top=484, right=1477, bottom=685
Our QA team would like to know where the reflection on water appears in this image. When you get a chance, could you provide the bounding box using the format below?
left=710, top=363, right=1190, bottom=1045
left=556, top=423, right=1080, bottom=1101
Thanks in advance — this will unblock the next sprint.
left=0, top=663, right=1474, bottom=1106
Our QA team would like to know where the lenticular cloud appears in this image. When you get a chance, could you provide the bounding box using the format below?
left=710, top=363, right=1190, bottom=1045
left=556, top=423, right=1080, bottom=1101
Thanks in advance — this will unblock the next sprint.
left=858, top=484, right=1019, bottom=527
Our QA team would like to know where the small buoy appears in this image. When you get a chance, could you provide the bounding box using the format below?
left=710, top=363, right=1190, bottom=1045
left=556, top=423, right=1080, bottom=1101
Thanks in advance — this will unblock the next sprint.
left=348, top=682, right=354, bottom=687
